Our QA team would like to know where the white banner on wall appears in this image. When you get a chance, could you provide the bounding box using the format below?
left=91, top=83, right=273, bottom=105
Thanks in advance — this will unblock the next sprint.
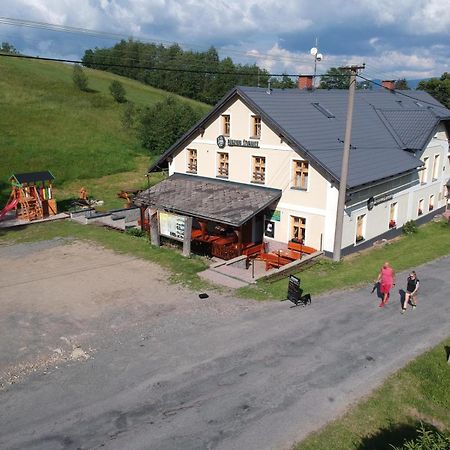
left=159, top=212, right=186, bottom=241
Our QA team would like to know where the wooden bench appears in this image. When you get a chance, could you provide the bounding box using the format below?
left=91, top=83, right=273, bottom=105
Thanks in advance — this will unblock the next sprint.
left=242, top=243, right=265, bottom=258
left=259, top=252, right=292, bottom=270
left=287, top=241, right=316, bottom=255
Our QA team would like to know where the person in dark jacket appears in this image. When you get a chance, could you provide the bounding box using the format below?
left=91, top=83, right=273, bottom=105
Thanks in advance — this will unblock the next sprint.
left=402, top=271, right=420, bottom=313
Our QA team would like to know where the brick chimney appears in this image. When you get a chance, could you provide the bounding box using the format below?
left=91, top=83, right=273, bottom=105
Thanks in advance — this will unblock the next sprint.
left=297, top=75, right=314, bottom=90
left=381, top=80, right=396, bottom=91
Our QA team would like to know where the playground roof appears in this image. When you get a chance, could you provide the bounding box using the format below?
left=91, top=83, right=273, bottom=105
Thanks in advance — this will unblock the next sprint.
left=10, top=171, right=55, bottom=184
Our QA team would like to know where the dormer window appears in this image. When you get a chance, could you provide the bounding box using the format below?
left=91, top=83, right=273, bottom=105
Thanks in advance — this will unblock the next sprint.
left=222, top=114, right=230, bottom=136
left=252, top=115, right=261, bottom=139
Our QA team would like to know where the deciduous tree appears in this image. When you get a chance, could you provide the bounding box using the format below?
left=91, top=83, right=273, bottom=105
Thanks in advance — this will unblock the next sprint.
left=417, top=72, right=450, bottom=108
left=138, top=96, right=203, bottom=155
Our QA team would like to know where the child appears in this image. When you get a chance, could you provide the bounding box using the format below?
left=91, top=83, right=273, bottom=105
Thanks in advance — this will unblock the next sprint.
left=402, top=271, right=420, bottom=313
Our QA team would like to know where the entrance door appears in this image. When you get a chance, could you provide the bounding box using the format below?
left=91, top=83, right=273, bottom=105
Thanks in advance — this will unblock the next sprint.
left=242, top=220, right=253, bottom=244
left=252, top=213, right=264, bottom=243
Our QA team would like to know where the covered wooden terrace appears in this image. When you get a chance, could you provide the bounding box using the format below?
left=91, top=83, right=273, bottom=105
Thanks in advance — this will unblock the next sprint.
left=134, top=173, right=282, bottom=260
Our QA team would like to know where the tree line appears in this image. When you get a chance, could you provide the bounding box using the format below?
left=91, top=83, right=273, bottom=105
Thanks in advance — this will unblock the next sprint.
left=82, top=40, right=276, bottom=104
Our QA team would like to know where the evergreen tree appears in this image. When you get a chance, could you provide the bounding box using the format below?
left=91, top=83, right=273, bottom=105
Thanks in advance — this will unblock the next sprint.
left=394, top=78, right=410, bottom=90
left=319, top=67, right=351, bottom=89
left=82, top=40, right=272, bottom=104
left=109, top=80, right=127, bottom=103
left=72, top=64, right=89, bottom=92
left=270, top=74, right=296, bottom=89
left=0, top=42, right=20, bottom=54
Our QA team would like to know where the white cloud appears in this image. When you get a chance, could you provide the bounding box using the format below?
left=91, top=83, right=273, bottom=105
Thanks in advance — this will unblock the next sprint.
left=0, top=0, right=449, bottom=78
left=248, top=44, right=450, bottom=80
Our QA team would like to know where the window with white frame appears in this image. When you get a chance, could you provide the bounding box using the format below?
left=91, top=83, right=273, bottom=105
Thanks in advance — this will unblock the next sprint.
left=251, top=115, right=261, bottom=139
left=217, top=152, right=229, bottom=178
left=356, top=214, right=366, bottom=242
left=429, top=194, right=434, bottom=211
left=187, top=148, right=197, bottom=173
left=420, top=157, right=429, bottom=184
left=418, top=198, right=424, bottom=216
left=222, top=114, right=230, bottom=136
left=252, top=156, right=266, bottom=183
left=432, top=154, right=440, bottom=180
left=389, top=202, right=397, bottom=229
left=292, top=160, right=309, bottom=190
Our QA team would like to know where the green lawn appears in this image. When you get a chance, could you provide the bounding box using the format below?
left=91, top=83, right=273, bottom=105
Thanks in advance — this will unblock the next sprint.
left=295, top=337, right=450, bottom=449
left=237, top=220, right=450, bottom=300
left=0, top=57, right=210, bottom=208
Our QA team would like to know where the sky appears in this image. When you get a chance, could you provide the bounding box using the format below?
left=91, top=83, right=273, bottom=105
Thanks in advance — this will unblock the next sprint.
left=1, top=0, right=449, bottom=82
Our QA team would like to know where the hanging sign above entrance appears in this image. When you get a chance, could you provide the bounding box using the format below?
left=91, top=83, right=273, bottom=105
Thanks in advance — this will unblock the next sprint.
left=217, top=135, right=260, bottom=149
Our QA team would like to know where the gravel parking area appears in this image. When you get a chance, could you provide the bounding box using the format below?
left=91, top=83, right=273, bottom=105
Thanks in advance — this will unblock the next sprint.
left=0, top=239, right=260, bottom=388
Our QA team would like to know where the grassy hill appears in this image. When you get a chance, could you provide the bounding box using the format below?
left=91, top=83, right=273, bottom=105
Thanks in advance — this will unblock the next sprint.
left=0, top=56, right=210, bottom=208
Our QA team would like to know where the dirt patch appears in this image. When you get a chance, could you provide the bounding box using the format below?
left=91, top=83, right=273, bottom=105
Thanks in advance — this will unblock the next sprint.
left=407, top=407, right=447, bottom=431
left=0, top=239, right=257, bottom=388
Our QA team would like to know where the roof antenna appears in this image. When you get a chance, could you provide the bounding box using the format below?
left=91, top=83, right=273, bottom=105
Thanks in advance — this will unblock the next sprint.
left=266, top=80, right=272, bottom=94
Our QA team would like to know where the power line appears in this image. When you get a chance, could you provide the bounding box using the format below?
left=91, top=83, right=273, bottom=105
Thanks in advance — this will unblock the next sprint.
left=0, top=51, right=352, bottom=79
left=0, top=16, right=316, bottom=67
left=0, top=52, right=296, bottom=77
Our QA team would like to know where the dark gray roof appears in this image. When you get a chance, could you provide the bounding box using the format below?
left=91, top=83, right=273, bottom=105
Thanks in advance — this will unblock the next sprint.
left=150, top=86, right=450, bottom=189
left=134, top=173, right=281, bottom=226
left=238, top=87, right=450, bottom=188
left=11, top=171, right=55, bottom=184
left=377, top=109, right=439, bottom=150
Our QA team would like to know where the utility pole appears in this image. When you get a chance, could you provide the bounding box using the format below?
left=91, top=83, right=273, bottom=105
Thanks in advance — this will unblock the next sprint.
left=332, top=64, right=365, bottom=262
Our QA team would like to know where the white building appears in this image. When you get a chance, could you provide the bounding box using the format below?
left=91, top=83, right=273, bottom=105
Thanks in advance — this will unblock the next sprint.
left=136, top=79, right=450, bottom=259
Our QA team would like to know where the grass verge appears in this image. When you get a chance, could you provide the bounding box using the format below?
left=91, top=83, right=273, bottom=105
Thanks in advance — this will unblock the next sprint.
left=0, top=57, right=210, bottom=209
left=237, top=220, right=450, bottom=300
left=295, top=337, right=450, bottom=450
left=0, top=220, right=210, bottom=291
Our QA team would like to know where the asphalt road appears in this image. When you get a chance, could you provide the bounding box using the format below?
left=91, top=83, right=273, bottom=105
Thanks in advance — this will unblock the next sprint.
left=1, top=256, right=449, bottom=450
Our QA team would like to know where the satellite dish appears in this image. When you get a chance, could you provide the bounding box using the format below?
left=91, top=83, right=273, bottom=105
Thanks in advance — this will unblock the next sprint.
left=316, top=53, right=323, bottom=61
left=310, top=47, right=318, bottom=56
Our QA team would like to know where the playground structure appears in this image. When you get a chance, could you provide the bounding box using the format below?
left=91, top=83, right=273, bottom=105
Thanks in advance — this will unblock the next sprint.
left=0, top=171, right=57, bottom=222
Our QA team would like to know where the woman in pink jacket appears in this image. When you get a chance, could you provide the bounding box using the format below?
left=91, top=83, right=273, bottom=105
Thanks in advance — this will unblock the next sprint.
left=377, top=262, right=395, bottom=307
